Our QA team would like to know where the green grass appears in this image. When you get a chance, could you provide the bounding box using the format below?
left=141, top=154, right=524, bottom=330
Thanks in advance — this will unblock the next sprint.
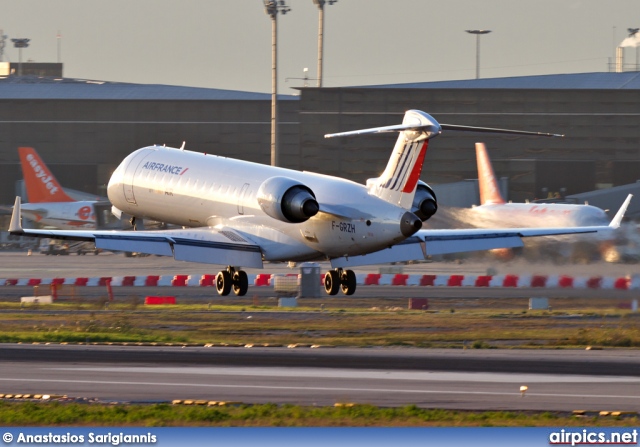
left=0, top=401, right=637, bottom=427
left=1, top=298, right=640, bottom=348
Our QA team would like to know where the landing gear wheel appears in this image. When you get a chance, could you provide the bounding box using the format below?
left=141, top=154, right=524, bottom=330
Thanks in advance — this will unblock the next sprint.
left=324, top=270, right=340, bottom=295
left=340, top=269, right=356, bottom=295
left=232, top=270, right=249, bottom=296
left=216, top=270, right=232, bottom=296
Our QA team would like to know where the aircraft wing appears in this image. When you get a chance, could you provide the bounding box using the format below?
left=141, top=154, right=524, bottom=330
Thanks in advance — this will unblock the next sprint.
left=9, top=197, right=263, bottom=268
left=331, top=194, right=631, bottom=268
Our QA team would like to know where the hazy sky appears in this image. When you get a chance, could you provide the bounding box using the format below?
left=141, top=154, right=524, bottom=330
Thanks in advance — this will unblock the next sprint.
left=2, top=0, right=639, bottom=93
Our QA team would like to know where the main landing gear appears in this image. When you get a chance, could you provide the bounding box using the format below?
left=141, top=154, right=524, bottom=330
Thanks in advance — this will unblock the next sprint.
left=216, top=266, right=248, bottom=296
left=324, top=268, right=356, bottom=296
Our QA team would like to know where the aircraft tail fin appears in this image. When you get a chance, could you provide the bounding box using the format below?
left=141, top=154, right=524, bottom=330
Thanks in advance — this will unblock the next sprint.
left=476, top=142, right=506, bottom=205
left=330, top=110, right=440, bottom=208
left=370, top=132, right=430, bottom=208
left=19, top=147, right=75, bottom=203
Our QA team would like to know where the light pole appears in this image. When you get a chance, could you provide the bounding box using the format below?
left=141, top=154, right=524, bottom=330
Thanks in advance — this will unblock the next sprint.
left=57, top=31, right=62, bottom=64
left=264, top=0, right=290, bottom=167
left=0, top=31, right=7, bottom=62
left=11, top=38, right=30, bottom=76
left=313, top=0, right=337, bottom=88
left=465, top=30, right=491, bottom=79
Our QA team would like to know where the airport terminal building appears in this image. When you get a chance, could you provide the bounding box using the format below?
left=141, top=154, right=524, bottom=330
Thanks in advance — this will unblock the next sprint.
left=1, top=72, right=639, bottom=206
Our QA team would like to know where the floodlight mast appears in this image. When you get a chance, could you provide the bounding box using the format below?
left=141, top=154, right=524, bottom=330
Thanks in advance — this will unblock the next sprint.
left=0, top=31, right=7, bottom=62
left=465, top=30, right=491, bottom=79
left=11, top=38, right=30, bottom=76
left=57, top=31, right=62, bottom=64
left=313, top=0, right=337, bottom=88
left=264, top=1, right=291, bottom=167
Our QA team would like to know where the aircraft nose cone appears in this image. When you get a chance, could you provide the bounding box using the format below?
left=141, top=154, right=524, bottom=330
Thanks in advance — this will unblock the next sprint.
left=400, top=211, right=422, bottom=237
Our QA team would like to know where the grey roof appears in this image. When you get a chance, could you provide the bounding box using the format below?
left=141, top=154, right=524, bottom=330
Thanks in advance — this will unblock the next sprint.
left=355, top=72, right=640, bottom=90
left=0, top=76, right=298, bottom=100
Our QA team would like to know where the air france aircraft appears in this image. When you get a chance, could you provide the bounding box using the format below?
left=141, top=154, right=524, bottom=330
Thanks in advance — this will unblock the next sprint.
left=18, top=147, right=115, bottom=230
left=8, top=110, right=631, bottom=296
left=471, top=142, right=611, bottom=227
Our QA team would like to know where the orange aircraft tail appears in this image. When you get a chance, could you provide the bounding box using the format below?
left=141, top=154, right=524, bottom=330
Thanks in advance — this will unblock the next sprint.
left=19, top=147, right=75, bottom=203
left=475, top=142, right=506, bottom=205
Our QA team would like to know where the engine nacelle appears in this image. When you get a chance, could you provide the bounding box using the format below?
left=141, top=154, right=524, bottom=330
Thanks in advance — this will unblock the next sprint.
left=257, top=176, right=319, bottom=223
left=412, top=181, right=438, bottom=221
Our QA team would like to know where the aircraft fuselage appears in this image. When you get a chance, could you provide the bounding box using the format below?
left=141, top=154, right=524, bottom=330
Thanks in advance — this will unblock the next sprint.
left=107, top=146, right=414, bottom=262
left=20, top=201, right=98, bottom=230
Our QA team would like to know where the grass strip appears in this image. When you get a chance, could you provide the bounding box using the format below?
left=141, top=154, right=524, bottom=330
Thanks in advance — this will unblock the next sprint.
left=0, top=401, right=638, bottom=427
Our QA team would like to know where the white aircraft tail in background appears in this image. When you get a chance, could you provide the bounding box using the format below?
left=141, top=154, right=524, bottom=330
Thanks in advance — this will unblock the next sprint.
left=472, top=142, right=611, bottom=227
left=9, top=110, right=628, bottom=296
left=476, top=142, right=507, bottom=205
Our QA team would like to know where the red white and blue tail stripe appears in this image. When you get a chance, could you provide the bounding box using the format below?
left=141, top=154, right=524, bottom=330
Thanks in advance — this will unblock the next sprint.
left=325, top=110, right=442, bottom=208
left=372, top=137, right=429, bottom=208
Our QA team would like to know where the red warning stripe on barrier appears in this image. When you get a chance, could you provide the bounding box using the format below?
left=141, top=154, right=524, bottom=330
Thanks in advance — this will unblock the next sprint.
left=144, top=296, right=176, bottom=305
left=0, top=273, right=635, bottom=291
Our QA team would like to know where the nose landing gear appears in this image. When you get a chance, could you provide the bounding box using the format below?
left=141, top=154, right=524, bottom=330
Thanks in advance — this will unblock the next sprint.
left=216, top=266, right=248, bottom=296
left=324, top=268, right=356, bottom=296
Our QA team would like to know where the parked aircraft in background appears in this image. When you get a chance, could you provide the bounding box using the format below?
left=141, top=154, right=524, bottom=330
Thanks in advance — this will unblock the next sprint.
left=470, top=142, right=610, bottom=227
left=18, top=147, right=118, bottom=230
left=9, top=110, right=630, bottom=296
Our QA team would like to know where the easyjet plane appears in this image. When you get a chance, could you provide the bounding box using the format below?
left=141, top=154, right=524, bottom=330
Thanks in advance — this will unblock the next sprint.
left=9, top=110, right=631, bottom=296
left=470, top=142, right=610, bottom=227
left=18, top=147, right=116, bottom=230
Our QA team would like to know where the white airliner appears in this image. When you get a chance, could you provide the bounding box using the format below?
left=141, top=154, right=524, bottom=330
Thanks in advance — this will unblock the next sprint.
left=8, top=110, right=631, bottom=296
left=18, top=147, right=115, bottom=230
left=470, top=142, right=610, bottom=227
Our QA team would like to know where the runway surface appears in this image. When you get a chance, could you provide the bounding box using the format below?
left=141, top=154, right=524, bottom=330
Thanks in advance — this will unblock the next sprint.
left=2, top=344, right=640, bottom=411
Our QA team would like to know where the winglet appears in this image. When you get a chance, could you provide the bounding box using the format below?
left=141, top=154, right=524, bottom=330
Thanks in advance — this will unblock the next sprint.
left=9, top=196, right=23, bottom=233
left=609, top=194, right=632, bottom=228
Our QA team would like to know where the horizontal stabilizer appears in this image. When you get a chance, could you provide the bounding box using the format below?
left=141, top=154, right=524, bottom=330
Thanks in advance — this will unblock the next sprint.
left=325, top=123, right=439, bottom=138
left=324, top=110, right=563, bottom=139
left=441, top=124, right=564, bottom=138
left=325, top=110, right=441, bottom=139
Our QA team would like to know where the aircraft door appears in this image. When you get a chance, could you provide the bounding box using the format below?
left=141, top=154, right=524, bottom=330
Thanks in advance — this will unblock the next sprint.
left=122, top=150, right=152, bottom=205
